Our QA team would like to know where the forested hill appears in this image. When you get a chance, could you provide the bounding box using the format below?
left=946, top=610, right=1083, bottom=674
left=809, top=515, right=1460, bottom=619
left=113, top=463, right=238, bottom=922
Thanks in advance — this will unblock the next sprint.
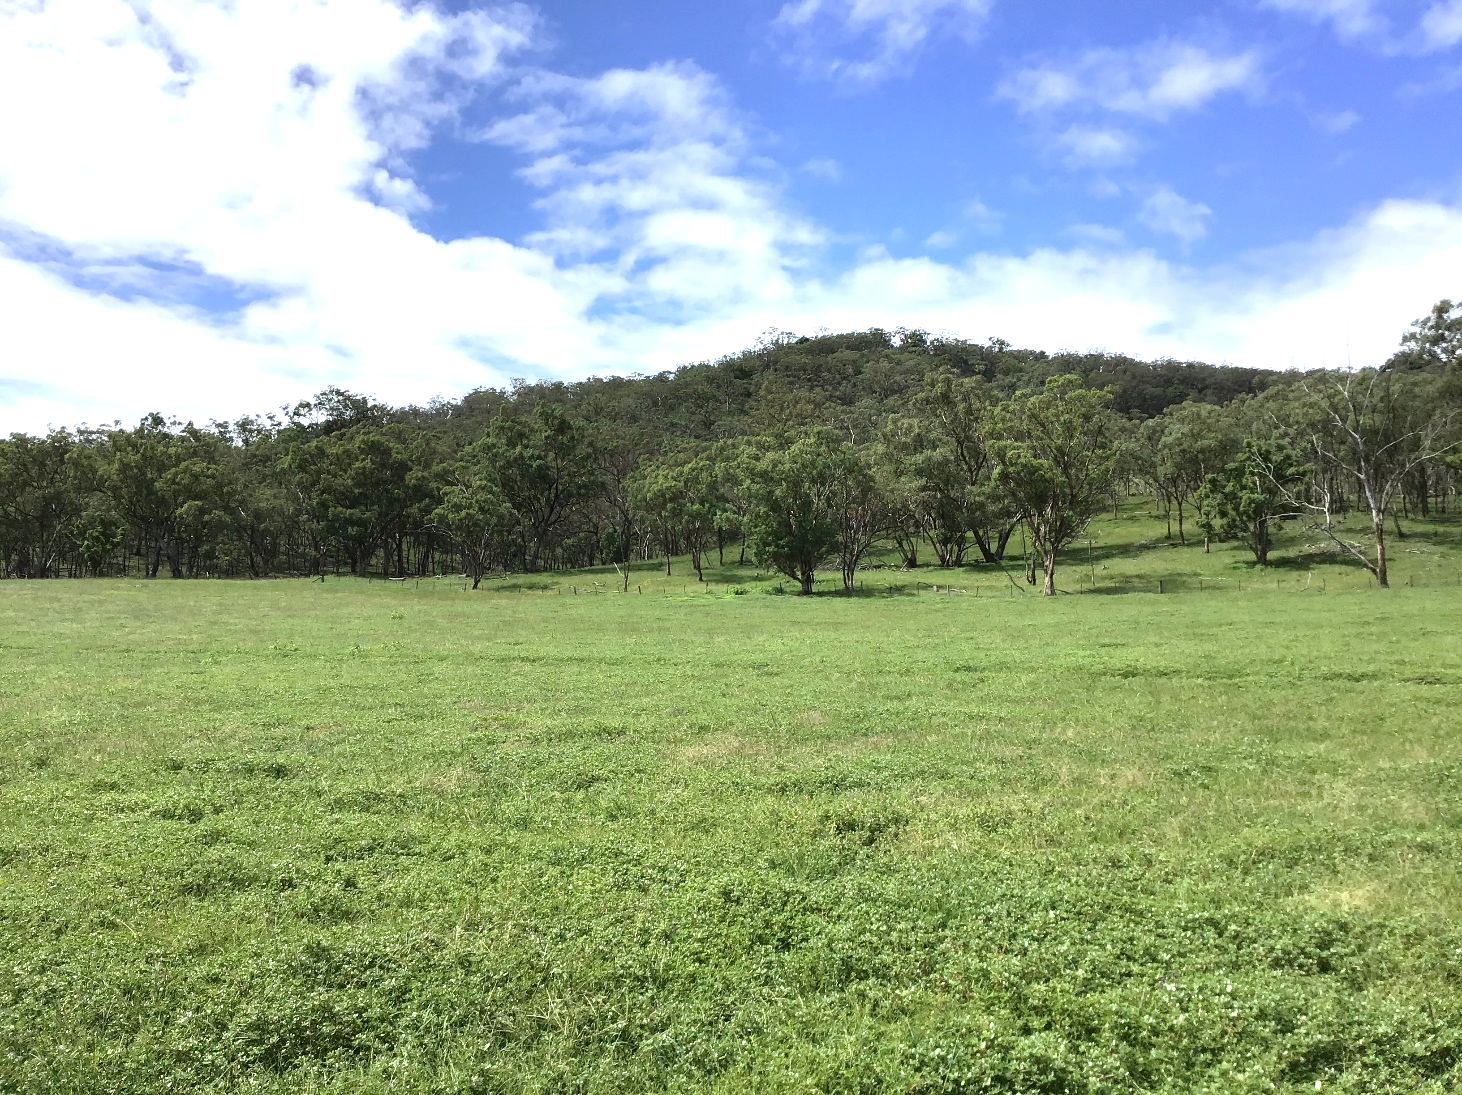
left=3, top=303, right=1457, bottom=585
left=411, top=329, right=1278, bottom=444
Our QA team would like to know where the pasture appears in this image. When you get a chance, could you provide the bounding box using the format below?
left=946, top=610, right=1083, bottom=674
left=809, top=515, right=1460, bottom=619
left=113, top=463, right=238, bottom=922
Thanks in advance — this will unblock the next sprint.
left=2, top=508, right=1461, bottom=1093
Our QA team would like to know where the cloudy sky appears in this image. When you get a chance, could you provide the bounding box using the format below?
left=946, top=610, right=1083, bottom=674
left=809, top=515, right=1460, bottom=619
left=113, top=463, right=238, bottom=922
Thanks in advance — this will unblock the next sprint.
left=3, top=0, right=1461, bottom=432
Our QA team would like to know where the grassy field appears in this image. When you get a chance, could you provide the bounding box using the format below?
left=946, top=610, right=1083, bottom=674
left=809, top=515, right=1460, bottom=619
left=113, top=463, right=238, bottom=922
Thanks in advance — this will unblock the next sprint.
left=3, top=506, right=1461, bottom=1093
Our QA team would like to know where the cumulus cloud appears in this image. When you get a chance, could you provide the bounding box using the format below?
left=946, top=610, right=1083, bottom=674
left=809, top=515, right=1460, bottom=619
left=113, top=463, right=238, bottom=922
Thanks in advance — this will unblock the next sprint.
left=998, top=41, right=1261, bottom=120
left=1421, top=0, right=1462, bottom=49
left=1140, top=188, right=1213, bottom=242
left=772, top=0, right=993, bottom=84
left=776, top=199, right=1462, bottom=374
left=1, top=0, right=1460, bottom=434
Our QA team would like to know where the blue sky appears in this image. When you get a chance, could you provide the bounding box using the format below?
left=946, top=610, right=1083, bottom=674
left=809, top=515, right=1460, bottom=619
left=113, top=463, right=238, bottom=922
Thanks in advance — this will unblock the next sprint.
left=2, top=0, right=1461, bottom=431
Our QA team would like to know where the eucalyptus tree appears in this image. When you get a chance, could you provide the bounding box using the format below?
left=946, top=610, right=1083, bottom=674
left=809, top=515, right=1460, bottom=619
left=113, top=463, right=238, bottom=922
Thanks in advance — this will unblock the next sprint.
left=831, top=446, right=885, bottom=591
left=98, top=415, right=240, bottom=578
left=916, top=370, right=1018, bottom=564
left=992, top=376, right=1121, bottom=595
left=1194, top=440, right=1307, bottom=566
left=0, top=431, right=83, bottom=578
left=293, top=424, right=416, bottom=576
left=1388, top=298, right=1461, bottom=373
left=1274, top=369, right=1457, bottom=587
left=629, top=448, right=720, bottom=580
left=475, top=404, right=599, bottom=572
left=741, top=428, right=867, bottom=595
left=432, top=454, right=516, bottom=589
left=1140, top=400, right=1240, bottom=545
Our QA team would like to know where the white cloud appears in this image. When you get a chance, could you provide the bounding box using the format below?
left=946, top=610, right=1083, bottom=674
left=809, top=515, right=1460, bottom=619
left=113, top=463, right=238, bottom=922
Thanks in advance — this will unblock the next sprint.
left=1261, top=0, right=1385, bottom=41
left=771, top=198, right=1462, bottom=374
left=1139, top=188, right=1213, bottom=242
left=923, top=200, right=1001, bottom=248
left=998, top=41, right=1262, bottom=120
left=1057, top=125, right=1140, bottom=167
left=1, top=0, right=1461, bottom=434
left=772, top=0, right=993, bottom=84
left=801, top=158, right=843, bottom=182
left=1421, top=0, right=1462, bottom=48
left=482, top=62, right=820, bottom=308
left=1315, top=108, right=1362, bottom=133
left=1264, top=0, right=1462, bottom=53
left=1068, top=223, right=1127, bottom=245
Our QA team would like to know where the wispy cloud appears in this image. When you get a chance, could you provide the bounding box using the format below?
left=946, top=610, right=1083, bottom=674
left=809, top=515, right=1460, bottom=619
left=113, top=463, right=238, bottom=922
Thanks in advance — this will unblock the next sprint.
left=1056, top=125, right=1140, bottom=167
left=998, top=40, right=1262, bottom=120
left=801, top=158, right=843, bottom=182
left=772, top=0, right=993, bottom=84
left=481, top=62, right=820, bottom=309
left=1139, top=187, right=1213, bottom=242
left=1263, top=0, right=1462, bottom=53
left=924, top=199, right=1002, bottom=248
left=1313, top=107, right=1362, bottom=132
left=1260, top=0, right=1386, bottom=42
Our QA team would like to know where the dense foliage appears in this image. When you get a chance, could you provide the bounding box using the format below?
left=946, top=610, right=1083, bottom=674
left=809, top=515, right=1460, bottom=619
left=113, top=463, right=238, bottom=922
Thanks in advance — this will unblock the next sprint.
left=3, top=309, right=1460, bottom=592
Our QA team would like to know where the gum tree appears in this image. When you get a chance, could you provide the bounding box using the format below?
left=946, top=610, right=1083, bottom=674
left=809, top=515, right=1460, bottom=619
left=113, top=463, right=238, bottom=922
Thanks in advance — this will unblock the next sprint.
left=1276, top=369, right=1458, bottom=587
left=1194, top=440, right=1307, bottom=566
left=992, top=376, right=1120, bottom=596
left=741, top=428, right=867, bottom=595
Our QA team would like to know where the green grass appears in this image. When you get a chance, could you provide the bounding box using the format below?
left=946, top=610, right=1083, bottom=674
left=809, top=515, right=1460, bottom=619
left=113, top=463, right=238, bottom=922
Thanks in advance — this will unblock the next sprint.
left=3, top=505, right=1462, bottom=1093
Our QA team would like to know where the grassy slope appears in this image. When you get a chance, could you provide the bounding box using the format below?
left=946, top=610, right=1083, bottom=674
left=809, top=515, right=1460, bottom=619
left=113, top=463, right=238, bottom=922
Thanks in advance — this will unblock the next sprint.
left=2, top=506, right=1461, bottom=1093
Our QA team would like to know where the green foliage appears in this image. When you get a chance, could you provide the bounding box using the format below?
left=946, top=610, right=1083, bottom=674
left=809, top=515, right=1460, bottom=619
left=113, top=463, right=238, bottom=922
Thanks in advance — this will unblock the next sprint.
left=628, top=448, right=720, bottom=580
left=67, top=507, right=127, bottom=577
left=877, top=371, right=1008, bottom=568
left=1195, top=440, right=1308, bottom=565
left=3, top=304, right=1461, bottom=581
left=993, top=377, right=1121, bottom=594
left=472, top=404, right=599, bottom=573
left=741, top=428, right=867, bottom=594
left=1389, top=298, right=1462, bottom=373
left=0, top=429, right=82, bottom=577
left=432, top=449, right=516, bottom=589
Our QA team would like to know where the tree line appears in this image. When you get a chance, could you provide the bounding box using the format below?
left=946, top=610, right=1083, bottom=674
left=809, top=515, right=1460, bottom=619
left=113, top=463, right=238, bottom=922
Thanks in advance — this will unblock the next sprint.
left=3, top=302, right=1459, bottom=594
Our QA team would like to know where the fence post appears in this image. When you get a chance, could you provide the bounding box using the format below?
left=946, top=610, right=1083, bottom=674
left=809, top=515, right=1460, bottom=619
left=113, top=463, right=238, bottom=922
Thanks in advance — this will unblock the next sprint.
left=1158, top=580, right=1163, bottom=594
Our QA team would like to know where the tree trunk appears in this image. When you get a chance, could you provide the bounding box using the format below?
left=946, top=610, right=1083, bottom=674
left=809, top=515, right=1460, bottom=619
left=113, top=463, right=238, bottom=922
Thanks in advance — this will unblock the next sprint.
left=1041, top=550, right=1056, bottom=596
left=798, top=568, right=814, bottom=595
left=1176, top=499, right=1186, bottom=545
left=664, top=551, right=671, bottom=576
left=993, top=523, right=1014, bottom=562
left=1373, top=514, right=1389, bottom=588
